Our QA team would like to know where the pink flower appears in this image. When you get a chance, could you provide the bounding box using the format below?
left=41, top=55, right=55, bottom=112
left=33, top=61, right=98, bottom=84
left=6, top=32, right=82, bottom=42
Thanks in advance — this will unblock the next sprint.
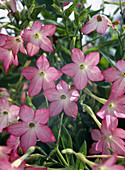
left=0, top=97, right=19, bottom=133
left=61, top=48, right=104, bottom=90
left=6, top=135, right=20, bottom=153
left=97, top=91, right=125, bottom=119
left=63, top=2, right=70, bottom=7
left=21, top=21, right=56, bottom=56
left=93, top=153, right=125, bottom=170
left=0, top=34, right=7, bottom=46
left=0, top=47, right=18, bottom=73
left=43, top=80, right=79, bottom=117
left=20, top=83, right=28, bottom=104
left=21, top=55, right=62, bottom=97
left=26, top=167, right=47, bottom=170
left=82, top=14, right=115, bottom=34
left=103, top=60, right=125, bottom=96
left=0, top=0, right=17, bottom=13
left=7, top=105, right=55, bottom=153
left=3, top=35, right=27, bottom=56
left=90, top=116, right=125, bottom=156
left=0, top=88, right=10, bottom=100
left=0, top=145, right=12, bottom=160
left=0, top=159, right=20, bottom=170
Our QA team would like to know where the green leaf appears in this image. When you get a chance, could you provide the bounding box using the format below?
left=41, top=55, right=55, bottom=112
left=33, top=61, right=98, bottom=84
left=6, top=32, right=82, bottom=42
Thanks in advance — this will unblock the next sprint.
left=64, top=0, right=79, bottom=19
left=61, top=124, right=74, bottom=166
left=31, top=4, right=46, bottom=19
left=115, top=44, right=122, bottom=61
left=104, top=1, right=125, bottom=6
left=79, top=5, right=91, bottom=21
left=108, top=148, right=114, bottom=154
left=80, top=140, right=87, bottom=156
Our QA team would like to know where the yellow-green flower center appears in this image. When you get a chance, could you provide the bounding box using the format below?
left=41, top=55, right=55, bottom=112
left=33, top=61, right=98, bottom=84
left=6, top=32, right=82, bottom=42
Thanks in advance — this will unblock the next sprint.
left=60, top=94, right=66, bottom=99
left=34, top=33, right=40, bottom=39
left=29, top=122, right=35, bottom=128
left=16, top=38, right=21, bottom=42
left=122, top=72, right=125, bottom=77
left=40, top=72, right=45, bottom=76
left=80, top=64, right=86, bottom=70
left=97, top=15, right=102, bottom=22
left=108, top=102, right=114, bottom=109
left=3, top=111, right=8, bottom=115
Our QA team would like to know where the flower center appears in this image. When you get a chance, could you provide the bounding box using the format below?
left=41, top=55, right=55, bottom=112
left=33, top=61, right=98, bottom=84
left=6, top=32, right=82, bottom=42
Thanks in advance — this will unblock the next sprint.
left=97, top=15, right=102, bottom=22
left=108, top=102, right=114, bottom=109
left=122, top=72, right=125, bottom=77
left=40, top=72, right=45, bottom=76
left=60, top=94, right=66, bottom=99
left=29, top=122, right=35, bottom=128
left=3, top=111, right=8, bottom=115
left=34, top=33, right=40, bottom=39
left=80, top=64, right=86, bottom=70
left=16, top=38, right=21, bottom=42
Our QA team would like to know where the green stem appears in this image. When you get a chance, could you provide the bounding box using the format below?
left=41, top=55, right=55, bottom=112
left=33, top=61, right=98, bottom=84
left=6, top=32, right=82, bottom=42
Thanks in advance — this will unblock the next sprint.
left=57, top=113, right=64, bottom=147
left=86, top=154, right=125, bottom=160
left=56, top=147, right=69, bottom=167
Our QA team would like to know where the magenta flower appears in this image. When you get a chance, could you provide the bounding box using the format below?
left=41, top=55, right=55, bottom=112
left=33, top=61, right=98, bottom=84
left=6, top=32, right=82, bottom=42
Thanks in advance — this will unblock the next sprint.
left=0, top=33, right=7, bottom=46
left=61, top=48, right=104, bottom=90
left=3, top=35, right=27, bottom=56
left=0, top=145, right=12, bottom=160
left=90, top=116, right=125, bottom=155
left=103, top=60, right=125, bottom=96
left=97, top=91, right=125, bottom=120
left=21, top=21, right=56, bottom=56
left=0, top=47, right=18, bottom=73
left=0, top=97, right=19, bottom=133
left=7, top=105, right=55, bottom=153
left=93, top=153, right=125, bottom=170
left=43, top=80, right=79, bottom=117
left=21, top=55, right=62, bottom=97
left=6, top=135, right=20, bottom=153
left=82, top=14, right=115, bottom=34
left=0, top=159, right=20, bottom=170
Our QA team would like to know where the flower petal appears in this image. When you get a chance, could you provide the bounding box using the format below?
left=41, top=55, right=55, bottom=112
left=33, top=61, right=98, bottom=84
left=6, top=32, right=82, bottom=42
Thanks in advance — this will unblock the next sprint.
left=87, top=66, right=104, bottom=81
left=27, top=42, right=40, bottom=56
left=85, top=52, right=100, bottom=66
left=21, top=67, right=38, bottom=81
left=116, top=60, right=125, bottom=73
left=34, top=109, right=49, bottom=124
left=64, top=101, right=78, bottom=117
left=61, top=63, right=79, bottom=77
left=103, top=68, right=121, bottom=82
left=19, top=105, right=34, bottom=122
left=56, top=80, right=69, bottom=93
left=43, top=89, right=60, bottom=101
left=71, top=48, right=85, bottom=64
left=40, top=25, right=56, bottom=36
left=49, top=101, right=63, bottom=117
left=91, top=129, right=102, bottom=141
left=36, top=55, right=50, bottom=71
left=40, top=36, right=53, bottom=52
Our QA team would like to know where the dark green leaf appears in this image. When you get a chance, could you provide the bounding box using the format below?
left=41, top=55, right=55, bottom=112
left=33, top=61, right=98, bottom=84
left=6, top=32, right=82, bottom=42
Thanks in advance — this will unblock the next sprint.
left=65, top=0, right=79, bottom=19
left=79, top=5, right=91, bottom=21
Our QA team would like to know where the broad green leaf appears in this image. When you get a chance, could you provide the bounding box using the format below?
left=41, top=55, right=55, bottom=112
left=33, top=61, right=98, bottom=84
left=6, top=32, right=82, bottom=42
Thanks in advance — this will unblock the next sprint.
left=64, top=0, right=79, bottom=19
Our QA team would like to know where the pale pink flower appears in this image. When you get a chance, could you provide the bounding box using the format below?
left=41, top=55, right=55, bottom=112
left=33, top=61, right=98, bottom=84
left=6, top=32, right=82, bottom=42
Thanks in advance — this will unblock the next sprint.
left=93, top=153, right=125, bottom=170
left=0, top=159, right=20, bottom=170
left=90, top=116, right=125, bottom=156
left=97, top=91, right=125, bottom=120
left=0, top=47, right=18, bottom=73
left=0, top=88, right=10, bottom=100
left=21, top=55, right=62, bottom=97
left=0, top=97, right=19, bottom=133
left=103, top=60, right=125, bottom=96
left=61, top=48, right=104, bottom=90
left=3, top=35, right=27, bottom=56
left=21, top=21, right=56, bottom=56
left=7, top=105, right=55, bottom=153
left=43, top=80, right=79, bottom=117
left=82, top=14, right=115, bottom=34
left=6, top=135, right=20, bottom=153
left=0, top=34, right=7, bottom=46
left=0, top=0, right=17, bottom=13
left=20, top=83, right=28, bottom=104
left=0, top=145, right=12, bottom=160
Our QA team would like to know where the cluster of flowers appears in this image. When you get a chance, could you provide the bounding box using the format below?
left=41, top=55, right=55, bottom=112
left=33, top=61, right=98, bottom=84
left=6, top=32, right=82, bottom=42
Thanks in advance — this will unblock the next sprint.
left=0, top=4, right=125, bottom=168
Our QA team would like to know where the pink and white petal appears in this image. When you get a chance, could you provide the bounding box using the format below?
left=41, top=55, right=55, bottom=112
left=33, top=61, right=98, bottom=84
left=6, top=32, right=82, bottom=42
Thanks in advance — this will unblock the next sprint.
left=46, top=67, right=63, bottom=81
left=103, top=68, right=121, bottom=82
left=96, top=137, right=105, bottom=152
left=43, top=78, right=55, bottom=91
left=19, top=43, right=27, bottom=55
left=96, top=21, right=108, bottom=34
left=40, top=36, right=53, bottom=52
left=104, top=153, right=117, bottom=166
left=89, top=142, right=101, bottom=154
left=34, top=109, right=49, bottom=124
left=6, top=135, right=20, bottom=153
left=64, top=101, right=78, bottom=117
left=3, top=54, right=12, bottom=73
left=68, top=89, right=79, bottom=102
left=73, top=70, right=88, bottom=90
left=40, top=25, right=56, bottom=36
left=8, top=105, right=20, bottom=122
left=27, top=42, right=40, bottom=56
left=31, top=21, right=42, bottom=32
left=49, top=101, right=63, bottom=117
left=9, top=0, right=17, bottom=13
left=56, top=80, right=69, bottom=93
left=102, top=140, right=111, bottom=155
left=105, top=115, right=117, bottom=133
left=91, top=129, right=102, bottom=141
left=0, top=47, right=7, bottom=60
left=12, top=54, right=19, bottom=66
left=19, top=105, right=34, bottom=122
left=36, top=124, right=55, bottom=143
left=0, top=34, right=7, bottom=46
left=0, top=97, right=9, bottom=111
left=96, top=105, right=107, bottom=119
left=7, top=122, right=28, bottom=137
left=21, top=29, right=32, bottom=43
left=113, top=128, right=125, bottom=139
left=28, top=77, right=43, bottom=97
left=82, top=18, right=98, bottom=34
left=21, top=128, right=37, bottom=153
left=116, top=60, right=125, bottom=73
left=0, top=114, right=8, bottom=132
left=87, top=66, right=104, bottom=81
left=61, top=63, right=79, bottom=77
left=43, top=89, right=60, bottom=101
left=71, top=48, right=85, bottom=64
left=36, top=55, right=50, bottom=71
left=111, top=78, right=125, bottom=96
left=21, top=67, right=38, bottom=81
left=114, top=105, right=125, bottom=118
left=84, top=52, right=100, bottom=66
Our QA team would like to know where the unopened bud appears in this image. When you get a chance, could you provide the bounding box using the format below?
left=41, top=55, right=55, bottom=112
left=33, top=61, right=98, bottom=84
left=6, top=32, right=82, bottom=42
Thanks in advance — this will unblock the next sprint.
left=112, top=20, right=120, bottom=25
